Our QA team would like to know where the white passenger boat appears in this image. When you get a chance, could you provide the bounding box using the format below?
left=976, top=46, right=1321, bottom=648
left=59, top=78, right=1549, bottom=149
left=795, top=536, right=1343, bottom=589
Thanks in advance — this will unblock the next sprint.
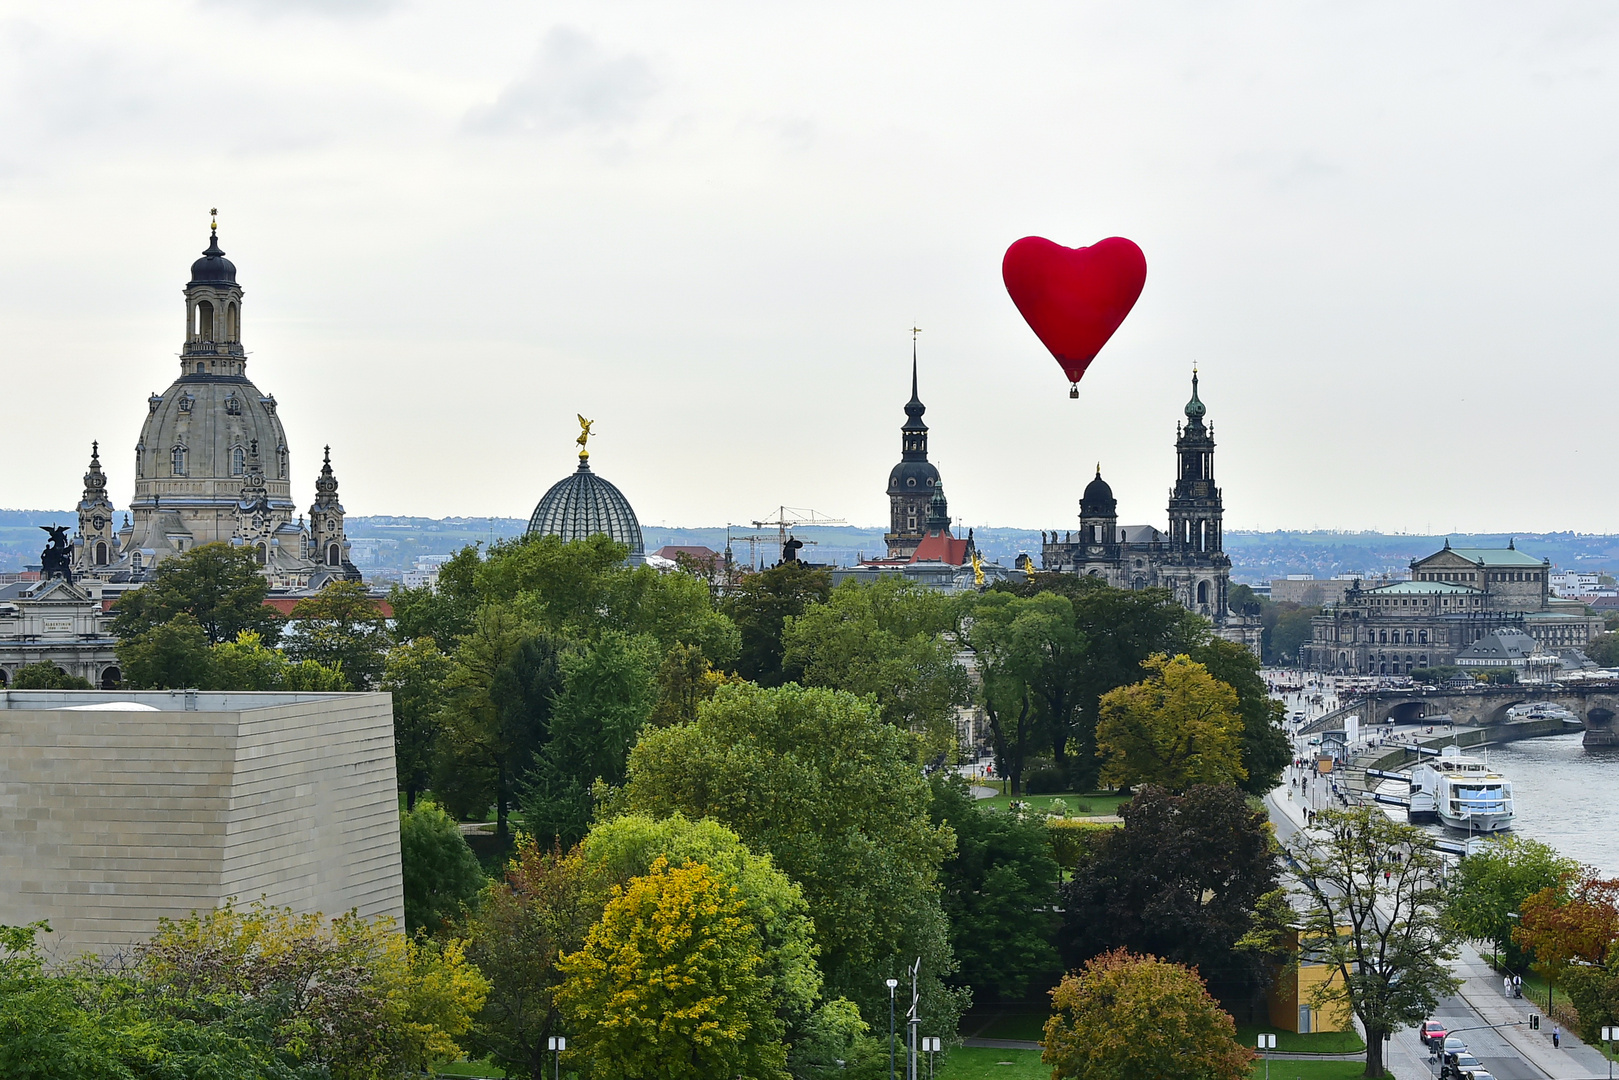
left=1411, top=747, right=1513, bottom=833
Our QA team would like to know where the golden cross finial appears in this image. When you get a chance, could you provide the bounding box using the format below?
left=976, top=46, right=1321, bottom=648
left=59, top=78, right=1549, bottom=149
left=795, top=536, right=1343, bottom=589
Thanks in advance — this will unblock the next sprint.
left=576, top=414, right=595, bottom=460
left=209, top=207, right=218, bottom=231
left=910, top=326, right=922, bottom=341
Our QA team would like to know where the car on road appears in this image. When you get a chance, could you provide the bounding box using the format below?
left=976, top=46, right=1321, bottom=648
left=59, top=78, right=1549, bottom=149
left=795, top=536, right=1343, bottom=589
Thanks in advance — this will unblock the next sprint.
left=1441, top=1051, right=1483, bottom=1079
left=1464, top=1071, right=1496, bottom=1080
left=1421, top=1021, right=1448, bottom=1048
left=1439, top=1036, right=1468, bottom=1057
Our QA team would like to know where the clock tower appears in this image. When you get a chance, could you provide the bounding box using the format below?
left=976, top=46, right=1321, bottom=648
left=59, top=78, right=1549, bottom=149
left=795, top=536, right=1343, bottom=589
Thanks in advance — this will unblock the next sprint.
left=75, top=442, right=117, bottom=575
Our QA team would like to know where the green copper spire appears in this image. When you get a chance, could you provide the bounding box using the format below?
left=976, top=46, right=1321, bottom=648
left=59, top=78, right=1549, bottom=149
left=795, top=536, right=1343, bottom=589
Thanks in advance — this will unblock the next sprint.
left=1184, top=366, right=1206, bottom=421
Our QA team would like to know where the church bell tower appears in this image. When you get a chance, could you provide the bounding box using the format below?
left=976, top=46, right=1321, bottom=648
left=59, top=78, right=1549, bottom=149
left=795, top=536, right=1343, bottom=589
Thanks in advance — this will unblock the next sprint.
left=883, top=348, right=943, bottom=560
left=75, top=442, right=117, bottom=575
left=1168, top=370, right=1222, bottom=555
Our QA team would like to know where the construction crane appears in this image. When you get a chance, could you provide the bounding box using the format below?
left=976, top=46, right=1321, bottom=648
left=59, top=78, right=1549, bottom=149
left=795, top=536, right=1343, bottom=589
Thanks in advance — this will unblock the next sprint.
left=751, top=506, right=847, bottom=561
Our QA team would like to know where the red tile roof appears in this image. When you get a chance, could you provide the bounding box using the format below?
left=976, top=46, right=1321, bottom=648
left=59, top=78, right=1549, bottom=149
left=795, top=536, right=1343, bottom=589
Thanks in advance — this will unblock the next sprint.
left=907, top=530, right=971, bottom=566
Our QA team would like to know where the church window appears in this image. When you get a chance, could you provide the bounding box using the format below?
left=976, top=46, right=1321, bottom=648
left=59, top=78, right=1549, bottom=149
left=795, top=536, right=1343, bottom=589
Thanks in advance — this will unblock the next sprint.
left=231, top=446, right=246, bottom=475
left=94, top=542, right=107, bottom=565
left=195, top=362, right=205, bottom=374
left=179, top=394, right=193, bottom=413
left=908, top=517, right=917, bottom=530
left=225, top=395, right=241, bottom=416
left=1419, top=630, right=1428, bottom=644
left=193, top=300, right=214, bottom=340
left=171, top=445, right=186, bottom=476
left=226, top=302, right=239, bottom=341
left=1379, top=630, right=1387, bottom=643
left=327, top=543, right=340, bottom=567
left=256, top=543, right=268, bottom=566
left=1405, top=630, right=1414, bottom=644
left=1197, top=581, right=1208, bottom=605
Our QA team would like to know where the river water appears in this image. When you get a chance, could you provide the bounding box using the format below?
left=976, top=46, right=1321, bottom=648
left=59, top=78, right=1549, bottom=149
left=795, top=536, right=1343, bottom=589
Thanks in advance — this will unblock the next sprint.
left=1486, top=733, right=1619, bottom=876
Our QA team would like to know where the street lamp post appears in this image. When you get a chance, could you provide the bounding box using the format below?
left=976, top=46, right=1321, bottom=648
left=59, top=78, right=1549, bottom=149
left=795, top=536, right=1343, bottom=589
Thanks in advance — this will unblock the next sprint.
left=887, top=978, right=899, bottom=1080
left=546, top=1035, right=566, bottom=1080
left=1603, top=1025, right=1617, bottom=1080
left=1257, top=1033, right=1276, bottom=1080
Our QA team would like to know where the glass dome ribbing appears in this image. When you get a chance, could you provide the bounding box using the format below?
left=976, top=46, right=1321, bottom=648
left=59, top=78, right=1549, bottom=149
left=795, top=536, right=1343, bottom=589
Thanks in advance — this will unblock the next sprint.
left=526, top=460, right=645, bottom=556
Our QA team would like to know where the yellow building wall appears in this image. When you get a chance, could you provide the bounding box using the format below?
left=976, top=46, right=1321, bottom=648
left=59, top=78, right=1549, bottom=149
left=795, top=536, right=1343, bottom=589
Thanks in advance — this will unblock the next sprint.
left=1267, top=933, right=1354, bottom=1033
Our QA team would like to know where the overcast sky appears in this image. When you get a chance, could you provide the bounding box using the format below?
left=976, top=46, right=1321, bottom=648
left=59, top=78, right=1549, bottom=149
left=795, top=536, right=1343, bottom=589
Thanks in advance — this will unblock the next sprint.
left=2, top=2, right=1616, bottom=534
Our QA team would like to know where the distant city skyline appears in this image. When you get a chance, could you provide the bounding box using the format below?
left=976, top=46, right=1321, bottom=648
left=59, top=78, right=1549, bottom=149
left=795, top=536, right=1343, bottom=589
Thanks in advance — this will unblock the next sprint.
left=4, top=4, right=1619, bottom=533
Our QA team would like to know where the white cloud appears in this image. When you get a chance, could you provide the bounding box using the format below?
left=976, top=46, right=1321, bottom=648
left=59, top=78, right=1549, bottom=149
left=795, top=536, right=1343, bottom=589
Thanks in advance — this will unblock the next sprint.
left=465, top=26, right=656, bottom=136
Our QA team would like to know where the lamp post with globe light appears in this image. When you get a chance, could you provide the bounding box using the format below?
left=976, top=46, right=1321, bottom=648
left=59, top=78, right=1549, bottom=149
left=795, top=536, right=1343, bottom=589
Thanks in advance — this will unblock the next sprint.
left=887, top=978, right=899, bottom=1080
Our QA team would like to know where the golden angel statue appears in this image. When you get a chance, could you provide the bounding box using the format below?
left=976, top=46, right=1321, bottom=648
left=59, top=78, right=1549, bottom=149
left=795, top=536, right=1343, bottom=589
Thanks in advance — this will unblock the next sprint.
left=1023, top=557, right=1037, bottom=584
left=576, top=414, right=594, bottom=459
left=970, top=549, right=985, bottom=587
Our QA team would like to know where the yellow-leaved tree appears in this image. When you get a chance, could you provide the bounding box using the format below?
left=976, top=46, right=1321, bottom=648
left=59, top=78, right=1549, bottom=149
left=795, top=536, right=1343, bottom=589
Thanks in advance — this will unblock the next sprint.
left=135, top=899, right=487, bottom=1079
left=1095, top=653, right=1247, bottom=792
left=1043, top=948, right=1252, bottom=1080
left=556, top=857, right=785, bottom=1080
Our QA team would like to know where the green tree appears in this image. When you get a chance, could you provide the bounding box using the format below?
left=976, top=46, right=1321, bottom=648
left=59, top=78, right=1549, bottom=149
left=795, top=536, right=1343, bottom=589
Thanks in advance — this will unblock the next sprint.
left=1096, top=654, right=1247, bottom=791
left=621, top=682, right=965, bottom=1033
left=8, top=662, right=92, bottom=690
left=928, top=774, right=1061, bottom=1001
left=116, top=612, right=214, bottom=689
left=556, top=857, right=787, bottom=1080
left=1444, top=835, right=1578, bottom=970
left=283, top=580, right=392, bottom=689
left=993, top=575, right=1205, bottom=788
left=439, top=606, right=558, bottom=839
left=1190, top=637, right=1290, bottom=794
left=400, top=800, right=487, bottom=936
left=1588, top=631, right=1619, bottom=668
left=463, top=839, right=592, bottom=1080
left=1042, top=948, right=1252, bottom=1080
left=384, top=637, right=456, bottom=810
left=784, top=576, right=970, bottom=755
left=111, top=542, right=283, bottom=645
left=522, top=631, right=659, bottom=846
left=963, top=590, right=1076, bottom=794
left=581, top=814, right=823, bottom=1035
left=1060, top=784, right=1282, bottom=1012
left=1289, top=806, right=1460, bottom=1078
left=1513, top=874, right=1619, bottom=1019
left=207, top=630, right=348, bottom=691
left=477, top=533, right=740, bottom=667
left=136, top=899, right=489, bottom=1078
left=1268, top=602, right=1319, bottom=664
left=390, top=545, right=483, bottom=646
left=722, top=561, right=832, bottom=685
left=650, top=642, right=737, bottom=727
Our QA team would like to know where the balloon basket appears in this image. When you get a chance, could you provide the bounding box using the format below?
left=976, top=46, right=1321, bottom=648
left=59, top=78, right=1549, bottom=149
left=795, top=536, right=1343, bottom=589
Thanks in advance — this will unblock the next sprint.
left=1069, top=384, right=1079, bottom=399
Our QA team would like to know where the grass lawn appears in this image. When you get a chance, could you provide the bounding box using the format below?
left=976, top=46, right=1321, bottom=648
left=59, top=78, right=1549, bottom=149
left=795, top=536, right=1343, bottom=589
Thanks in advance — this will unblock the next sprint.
left=1235, top=1025, right=1365, bottom=1055
left=973, top=791, right=1130, bottom=816
left=1252, top=1061, right=1386, bottom=1080
left=938, top=1047, right=1047, bottom=1079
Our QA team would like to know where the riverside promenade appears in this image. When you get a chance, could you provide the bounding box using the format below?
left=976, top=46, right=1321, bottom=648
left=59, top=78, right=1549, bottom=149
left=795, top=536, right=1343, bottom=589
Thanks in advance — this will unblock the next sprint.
left=1268, top=776, right=1611, bottom=1080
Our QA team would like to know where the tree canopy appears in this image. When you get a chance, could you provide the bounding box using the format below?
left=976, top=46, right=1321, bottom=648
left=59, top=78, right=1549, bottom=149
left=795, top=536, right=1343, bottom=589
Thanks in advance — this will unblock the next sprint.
left=1095, top=654, right=1248, bottom=791
left=111, top=542, right=283, bottom=645
left=1042, top=948, right=1252, bottom=1080
left=620, top=681, right=965, bottom=1032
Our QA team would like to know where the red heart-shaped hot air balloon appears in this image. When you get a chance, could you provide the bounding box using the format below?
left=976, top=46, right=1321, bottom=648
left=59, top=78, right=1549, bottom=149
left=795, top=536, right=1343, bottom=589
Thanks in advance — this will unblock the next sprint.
left=1002, top=236, right=1147, bottom=396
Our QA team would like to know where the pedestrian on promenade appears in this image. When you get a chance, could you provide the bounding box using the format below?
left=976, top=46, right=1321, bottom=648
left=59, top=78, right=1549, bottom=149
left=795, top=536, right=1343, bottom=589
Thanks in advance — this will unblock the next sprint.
left=1553, top=1025, right=1560, bottom=1049
left=1514, top=975, right=1522, bottom=997
left=1504, top=976, right=1511, bottom=996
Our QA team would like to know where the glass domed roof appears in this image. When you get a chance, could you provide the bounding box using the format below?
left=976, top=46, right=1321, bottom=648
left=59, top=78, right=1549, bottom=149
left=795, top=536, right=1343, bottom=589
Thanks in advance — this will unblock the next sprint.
left=527, top=460, right=644, bottom=556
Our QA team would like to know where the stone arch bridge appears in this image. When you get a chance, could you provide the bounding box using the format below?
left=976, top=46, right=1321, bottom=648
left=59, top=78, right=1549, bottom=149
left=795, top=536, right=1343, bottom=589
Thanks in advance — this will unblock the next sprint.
left=1300, top=683, right=1619, bottom=747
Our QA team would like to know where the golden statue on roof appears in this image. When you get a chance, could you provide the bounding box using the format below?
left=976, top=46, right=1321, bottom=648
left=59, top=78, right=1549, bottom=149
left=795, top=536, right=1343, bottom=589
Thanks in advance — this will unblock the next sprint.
left=576, top=414, right=594, bottom=460
left=971, top=549, right=985, bottom=587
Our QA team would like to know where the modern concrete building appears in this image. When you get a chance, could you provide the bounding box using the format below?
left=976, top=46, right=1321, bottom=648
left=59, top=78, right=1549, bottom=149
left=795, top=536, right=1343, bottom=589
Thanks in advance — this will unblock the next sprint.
left=0, top=689, right=402, bottom=960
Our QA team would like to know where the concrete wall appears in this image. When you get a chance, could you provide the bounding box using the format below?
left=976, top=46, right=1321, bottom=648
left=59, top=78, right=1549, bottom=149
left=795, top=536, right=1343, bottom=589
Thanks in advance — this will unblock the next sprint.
left=0, top=690, right=402, bottom=960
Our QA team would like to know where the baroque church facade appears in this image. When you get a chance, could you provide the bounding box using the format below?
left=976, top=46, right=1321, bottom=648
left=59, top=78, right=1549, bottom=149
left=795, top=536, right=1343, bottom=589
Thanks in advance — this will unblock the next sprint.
left=75, top=220, right=361, bottom=588
left=1039, top=373, right=1261, bottom=650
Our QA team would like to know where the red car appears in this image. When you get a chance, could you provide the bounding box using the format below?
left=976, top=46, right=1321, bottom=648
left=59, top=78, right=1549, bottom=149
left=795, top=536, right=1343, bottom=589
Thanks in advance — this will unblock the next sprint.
left=1421, top=1021, right=1448, bottom=1048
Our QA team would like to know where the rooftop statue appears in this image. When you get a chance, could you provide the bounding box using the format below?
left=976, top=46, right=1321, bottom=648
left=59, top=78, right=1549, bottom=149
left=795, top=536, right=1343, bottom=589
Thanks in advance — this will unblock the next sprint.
left=39, top=525, right=72, bottom=582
